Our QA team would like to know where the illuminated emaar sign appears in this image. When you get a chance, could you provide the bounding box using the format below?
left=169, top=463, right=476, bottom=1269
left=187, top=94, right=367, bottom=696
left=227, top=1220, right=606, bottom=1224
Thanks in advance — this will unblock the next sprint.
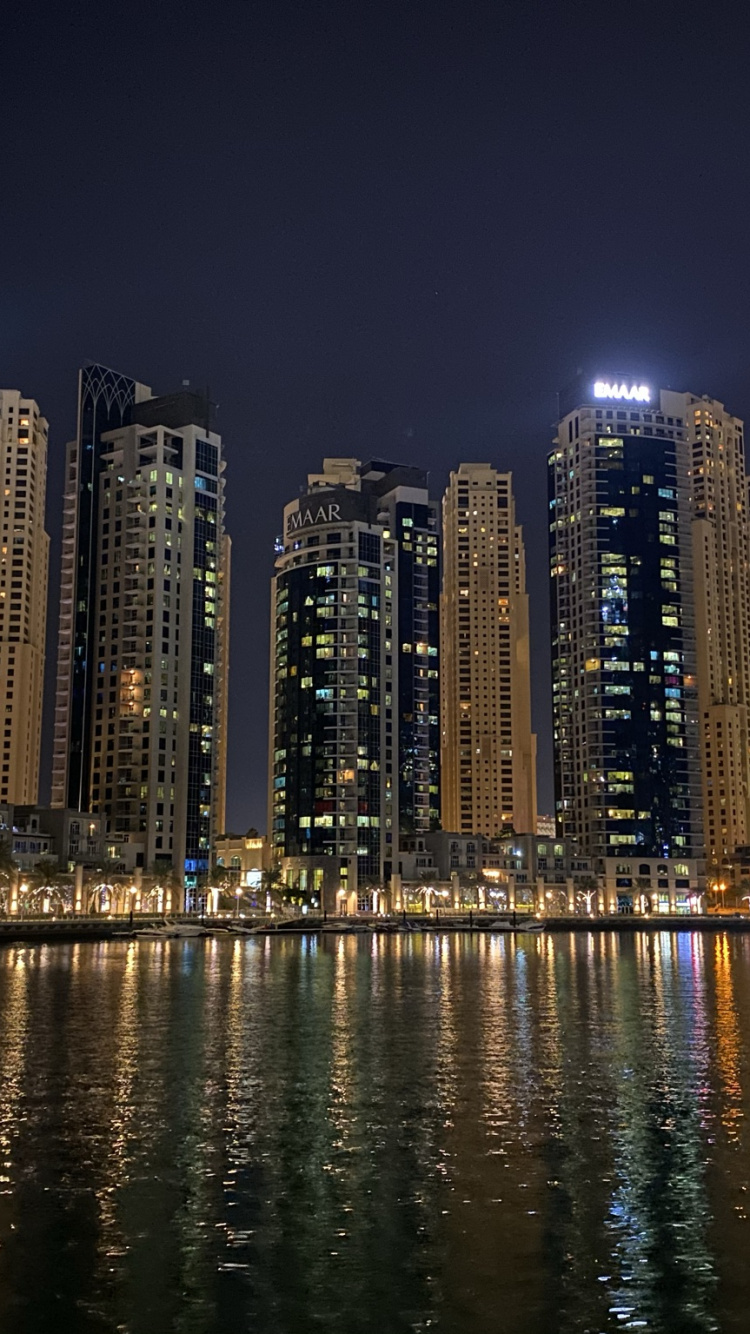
left=593, top=380, right=651, bottom=403
left=286, top=502, right=341, bottom=533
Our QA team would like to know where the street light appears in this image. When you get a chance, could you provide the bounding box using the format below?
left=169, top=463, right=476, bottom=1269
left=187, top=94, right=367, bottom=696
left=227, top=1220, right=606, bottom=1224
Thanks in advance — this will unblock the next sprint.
left=712, top=879, right=727, bottom=912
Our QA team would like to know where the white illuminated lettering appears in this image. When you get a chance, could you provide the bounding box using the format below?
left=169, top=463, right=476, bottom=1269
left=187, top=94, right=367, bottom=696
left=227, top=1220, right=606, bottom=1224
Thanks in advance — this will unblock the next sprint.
left=593, top=380, right=651, bottom=403
left=286, top=501, right=343, bottom=536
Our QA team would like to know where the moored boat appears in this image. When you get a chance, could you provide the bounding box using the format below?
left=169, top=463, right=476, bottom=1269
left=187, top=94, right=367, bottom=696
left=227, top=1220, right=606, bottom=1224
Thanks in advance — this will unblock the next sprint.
left=135, top=918, right=210, bottom=939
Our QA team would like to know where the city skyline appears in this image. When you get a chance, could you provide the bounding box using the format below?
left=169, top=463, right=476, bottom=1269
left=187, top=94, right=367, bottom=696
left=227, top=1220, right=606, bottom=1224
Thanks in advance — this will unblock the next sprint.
left=5, top=360, right=747, bottom=869
left=5, top=2, right=750, bottom=840
left=15, top=356, right=750, bottom=842
left=3, top=6, right=750, bottom=1330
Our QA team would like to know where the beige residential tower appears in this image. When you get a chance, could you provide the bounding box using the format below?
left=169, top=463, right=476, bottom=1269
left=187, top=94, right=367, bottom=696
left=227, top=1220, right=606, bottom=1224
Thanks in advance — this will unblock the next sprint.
left=0, top=391, right=49, bottom=804
left=665, top=390, right=750, bottom=867
left=440, top=463, right=536, bottom=837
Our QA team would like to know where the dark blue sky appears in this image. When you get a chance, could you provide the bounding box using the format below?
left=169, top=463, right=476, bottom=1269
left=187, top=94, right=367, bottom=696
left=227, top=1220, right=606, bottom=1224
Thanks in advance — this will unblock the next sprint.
left=3, top=0, right=750, bottom=832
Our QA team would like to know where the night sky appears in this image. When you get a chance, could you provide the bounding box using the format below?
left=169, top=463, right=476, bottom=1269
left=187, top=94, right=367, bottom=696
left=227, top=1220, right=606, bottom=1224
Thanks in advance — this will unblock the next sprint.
left=3, top=0, right=750, bottom=834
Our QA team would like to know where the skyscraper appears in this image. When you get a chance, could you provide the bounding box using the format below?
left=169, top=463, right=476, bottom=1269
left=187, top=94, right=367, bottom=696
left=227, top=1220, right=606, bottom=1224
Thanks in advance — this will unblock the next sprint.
left=52, top=372, right=229, bottom=898
left=679, top=391, right=750, bottom=867
left=269, top=458, right=439, bottom=911
left=214, top=531, right=232, bottom=839
left=0, top=391, right=49, bottom=804
left=440, top=463, right=536, bottom=837
left=52, top=364, right=151, bottom=811
left=549, top=375, right=702, bottom=860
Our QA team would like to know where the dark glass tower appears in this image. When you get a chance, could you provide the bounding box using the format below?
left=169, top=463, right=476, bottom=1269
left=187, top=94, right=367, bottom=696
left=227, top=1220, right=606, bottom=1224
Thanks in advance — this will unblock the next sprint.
left=52, top=364, right=151, bottom=810
left=549, top=376, right=701, bottom=859
left=269, top=459, right=439, bottom=911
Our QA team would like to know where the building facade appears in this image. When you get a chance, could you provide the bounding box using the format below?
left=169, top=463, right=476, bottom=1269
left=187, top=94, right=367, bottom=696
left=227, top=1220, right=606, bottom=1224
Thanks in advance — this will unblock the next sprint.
left=549, top=375, right=702, bottom=860
left=440, top=463, right=536, bottom=837
left=397, top=829, right=594, bottom=912
left=0, top=805, right=105, bottom=872
left=678, top=391, right=750, bottom=868
left=52, top=364, right=152, bottom=812
left=0, top=391, right=49, bottom=804
left=214, top=833, right=269, bottom=886
left=53, top=373, right=229, bottom=899
left=269, top=458, right=439, bottom=910
left=598, top=854, right=703, bottom=914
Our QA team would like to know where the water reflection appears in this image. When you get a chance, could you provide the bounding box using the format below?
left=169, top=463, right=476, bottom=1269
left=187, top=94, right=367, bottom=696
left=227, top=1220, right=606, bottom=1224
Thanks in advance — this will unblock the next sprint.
left=1, top=933, right=750, bottom=1332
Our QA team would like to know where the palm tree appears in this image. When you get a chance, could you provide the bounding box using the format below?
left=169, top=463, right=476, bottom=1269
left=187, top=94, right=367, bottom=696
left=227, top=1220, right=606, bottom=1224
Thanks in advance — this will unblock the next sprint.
left=0, top=837, right=16, bottom=914
left=545, top=884, right=568, bottom=914
left=408, top=868, right=437, bottom=913
left=635, top=875, right=652, bottom=913
left=576, top=875, right=599, bottom=916
left=211, top=865, right=236, bottom=911
left=457, top=870, right=478, bottom=910
left=29, top=858, right=74, bottom=914
left=0, top=838, right=16, bottom=878
left=155, top=865, right=185, bottom=912
left=260, top=866, right=286, bottom=912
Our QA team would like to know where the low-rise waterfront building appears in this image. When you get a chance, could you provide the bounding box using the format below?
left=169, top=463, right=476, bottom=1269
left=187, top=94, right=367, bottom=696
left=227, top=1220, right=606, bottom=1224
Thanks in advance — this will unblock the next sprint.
left=599, top=856, right=704, bottom=914
left=0, top=804, right=105, bottom=871
left=396, top=829, right=594, bottom=912
left=214, top=832, right=269, bottom=887
left=395, top=829, right=703, bottom=915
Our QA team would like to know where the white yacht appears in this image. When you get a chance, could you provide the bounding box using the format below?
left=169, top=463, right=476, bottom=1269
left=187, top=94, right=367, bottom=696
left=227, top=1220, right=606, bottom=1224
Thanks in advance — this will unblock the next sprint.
left=135, top=918, right=210, bottom=939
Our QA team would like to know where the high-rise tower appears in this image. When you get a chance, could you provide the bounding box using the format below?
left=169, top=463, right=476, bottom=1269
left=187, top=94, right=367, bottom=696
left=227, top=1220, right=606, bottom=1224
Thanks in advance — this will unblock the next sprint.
left=549, top=375, right=702, bottom=860
left=52, top=364, right=151, bottom=811
left=676, top=391, right=750, bottom=867
left=269, top=458, right=439, bottom=910
left=440, top=463, right=536, bottom=837
left=0, top=391, right=49, bottom=804
left=52, top=372, right=229, bottom=899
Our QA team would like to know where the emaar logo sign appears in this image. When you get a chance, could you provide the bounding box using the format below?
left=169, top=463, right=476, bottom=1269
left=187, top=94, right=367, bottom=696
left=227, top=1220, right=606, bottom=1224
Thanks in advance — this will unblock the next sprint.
left=286, top=502, right=342, bottom=535
left=593, top=380, right=651, bottom=403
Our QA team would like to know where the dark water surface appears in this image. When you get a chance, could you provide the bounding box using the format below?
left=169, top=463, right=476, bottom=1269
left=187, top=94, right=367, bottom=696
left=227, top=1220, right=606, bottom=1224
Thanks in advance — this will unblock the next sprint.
left=1, top=932, right=749, bottom=1333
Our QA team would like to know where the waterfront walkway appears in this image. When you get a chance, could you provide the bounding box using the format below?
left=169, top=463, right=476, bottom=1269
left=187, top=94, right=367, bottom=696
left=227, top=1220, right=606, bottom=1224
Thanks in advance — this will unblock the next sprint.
left=1, top=912, right=749, bottom=944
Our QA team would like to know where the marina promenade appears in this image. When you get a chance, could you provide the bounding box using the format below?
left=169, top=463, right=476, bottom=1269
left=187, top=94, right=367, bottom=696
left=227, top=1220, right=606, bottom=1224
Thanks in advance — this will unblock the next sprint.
left=1, top=911, right=749, bottom=944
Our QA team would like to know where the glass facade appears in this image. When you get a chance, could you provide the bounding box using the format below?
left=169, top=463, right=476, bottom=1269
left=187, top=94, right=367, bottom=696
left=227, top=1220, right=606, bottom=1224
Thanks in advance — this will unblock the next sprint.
left=273, top=526, right=383, bottom=879
left=393, top=501, right=440, bottom=834
left=549, top=398, right=701, bottom=859
left=270, top=460, right=439, bottom=905
left=186, top=484, right=219, bottom=885
left=66, top=365, right=141, bottom=810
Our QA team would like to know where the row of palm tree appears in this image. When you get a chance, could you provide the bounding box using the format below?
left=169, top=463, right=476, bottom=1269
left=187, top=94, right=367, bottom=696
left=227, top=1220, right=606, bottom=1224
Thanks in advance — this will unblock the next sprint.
left=0, top=839, right=187, bottom=916
left=0, top=834, right=293, bottom=916
left=0, top=839, right=613, bottom=917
